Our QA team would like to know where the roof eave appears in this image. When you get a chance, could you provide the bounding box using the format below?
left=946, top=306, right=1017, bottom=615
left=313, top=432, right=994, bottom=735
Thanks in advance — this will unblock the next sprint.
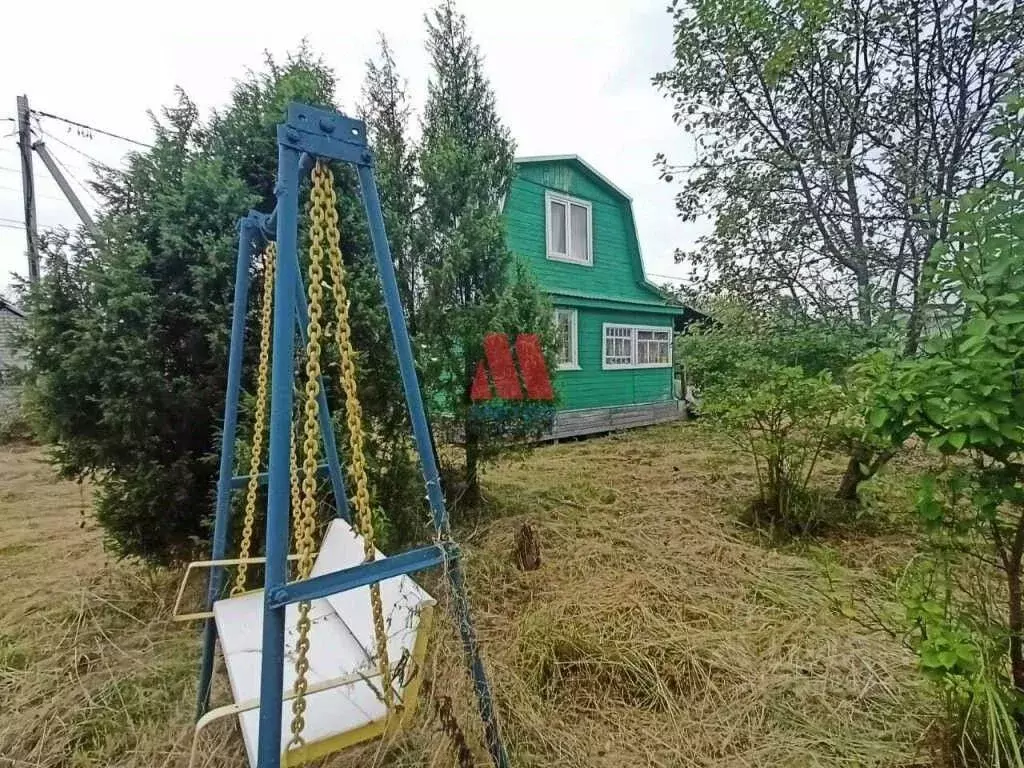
left=0, top=299, right=25, bottom=318
left=514, top=154, right=633, bottom=201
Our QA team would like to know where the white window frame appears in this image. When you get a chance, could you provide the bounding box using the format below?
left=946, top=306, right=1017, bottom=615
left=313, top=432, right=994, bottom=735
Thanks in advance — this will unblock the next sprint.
left=602, top=323, right=673, bottom=370
left=545, top=191, right=593, bottom=266
left=554, top=308, right=580, bottom=371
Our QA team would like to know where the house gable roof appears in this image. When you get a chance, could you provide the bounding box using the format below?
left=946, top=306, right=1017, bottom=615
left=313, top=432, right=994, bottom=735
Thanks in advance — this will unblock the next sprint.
left=512, top=155, right=688, bottom=314
left=0, top=297, right=25, bottom=319
left=515, top=155, right=633, bottom=201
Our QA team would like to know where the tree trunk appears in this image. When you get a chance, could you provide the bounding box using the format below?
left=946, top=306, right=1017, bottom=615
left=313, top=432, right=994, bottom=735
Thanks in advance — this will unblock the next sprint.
left=461, top=351, right=481, bottom=508
left=464, top=424, right=481, bottom=507
left=837, top=446, right=895, bottom=501
left=1008, top=512, right=1024, bottom=705
left=1007, top=563, right=1024, bottom=739
left=903, top=300, right=925, bottom=357
left=1010, top=565, right=1024, bottom=696
left=837, top=452, right=869, bottom=501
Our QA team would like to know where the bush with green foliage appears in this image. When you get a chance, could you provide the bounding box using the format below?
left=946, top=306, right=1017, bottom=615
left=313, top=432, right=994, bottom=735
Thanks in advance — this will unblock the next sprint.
left=680, top=302, right=883, bottom=530
left=706, top=363, right=845, bottom=533
left=678, top=301, right=882, bottom=395
left=871, top=101, right=1024, bottom=761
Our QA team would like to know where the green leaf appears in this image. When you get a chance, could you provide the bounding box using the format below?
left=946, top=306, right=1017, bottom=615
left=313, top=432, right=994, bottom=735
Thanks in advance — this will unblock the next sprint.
left=938, top=650, right=959, bottom=668
left=996, top=311, right=1024, bottom=325
left=956, top=644, right=976, bottom=663
left=924, top=399, right=948, bottom=423
left=947, top=431, right=967, bottom=450
left=920, top=649, right=942, bottom=669
left=959, top=334, right=987, bottom=354
left=869, top=407, right=889, bottom=428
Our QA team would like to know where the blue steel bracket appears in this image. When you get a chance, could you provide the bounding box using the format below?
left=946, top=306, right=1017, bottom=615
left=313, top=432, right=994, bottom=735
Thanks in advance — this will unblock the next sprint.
left=276, top=103, right=373, bottom=167
left=267, top=542, right=460, bottom=609
left=249, top=210, right=274, bottom=243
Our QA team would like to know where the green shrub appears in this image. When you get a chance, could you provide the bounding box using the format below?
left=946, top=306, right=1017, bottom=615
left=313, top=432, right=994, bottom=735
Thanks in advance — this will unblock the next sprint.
left=678, top=301, right=882, bottom=396
left=870, top=99, right=1024, bottom=763
left=898, top=474, right=1024, bottom=767
left=706, top=364, right=846, bottom=533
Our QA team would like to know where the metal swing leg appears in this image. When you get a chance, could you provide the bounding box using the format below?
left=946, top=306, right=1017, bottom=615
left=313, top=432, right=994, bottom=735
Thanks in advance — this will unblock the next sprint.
left=196, top=213, right=259, bottom=717
left=356, top=163, right=511, bottom=768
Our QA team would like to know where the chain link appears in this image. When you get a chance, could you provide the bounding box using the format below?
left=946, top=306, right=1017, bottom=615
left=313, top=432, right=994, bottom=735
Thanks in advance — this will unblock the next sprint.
left=320, top=163, right=394, bottom=711
left=288, top=163, right=329, bottom=750
left=232, top=244, right=276, bottom=596
left=290, top=421, right=303, bottom=560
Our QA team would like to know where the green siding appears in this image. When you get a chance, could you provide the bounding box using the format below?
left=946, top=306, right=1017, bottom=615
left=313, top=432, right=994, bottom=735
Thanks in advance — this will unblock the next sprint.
left=503, top=157, right=684, bottom=413
left=505, top=161, right=663, bottom=305
left=553, top=305, right=674, bottom=410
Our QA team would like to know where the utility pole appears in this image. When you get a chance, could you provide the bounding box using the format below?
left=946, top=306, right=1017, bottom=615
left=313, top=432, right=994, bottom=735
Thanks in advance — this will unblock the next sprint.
left=16, top=95, right=40, bottom=283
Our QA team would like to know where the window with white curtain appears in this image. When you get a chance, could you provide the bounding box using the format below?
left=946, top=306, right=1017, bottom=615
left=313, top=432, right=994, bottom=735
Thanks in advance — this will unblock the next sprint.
left=546, top=192, right=592, bottom=265
left=554, top=308, right=579, bottom=369
left=603, top=324, right=672, bottom=369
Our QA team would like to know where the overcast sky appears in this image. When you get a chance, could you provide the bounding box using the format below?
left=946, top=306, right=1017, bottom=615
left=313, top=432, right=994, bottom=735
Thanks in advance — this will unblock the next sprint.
left=0, top=0, right=701, bottom=298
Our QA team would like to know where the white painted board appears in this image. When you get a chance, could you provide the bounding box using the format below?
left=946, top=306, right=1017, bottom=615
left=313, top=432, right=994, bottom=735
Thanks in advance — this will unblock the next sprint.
left=311, top=520, right=437, bottom=695
left=212, top=519, right=435, bottom=767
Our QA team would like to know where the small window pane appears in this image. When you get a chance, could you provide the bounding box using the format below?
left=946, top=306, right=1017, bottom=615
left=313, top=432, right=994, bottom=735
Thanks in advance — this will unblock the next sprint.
left=637, top=340, right=651, bottom=364
left=604, top=326, right=634, bottom=366
left=554, top=309, right=576, bottom=368
left=606, top=326, right=671, bottom=366
left=570, top=203, right=589, bottom=262
left=549, top=200, right=567, bottom=254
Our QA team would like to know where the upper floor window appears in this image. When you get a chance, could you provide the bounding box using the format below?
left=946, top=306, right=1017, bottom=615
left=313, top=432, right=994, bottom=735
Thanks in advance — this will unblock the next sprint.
left=546, top=191, right=592, bottom=265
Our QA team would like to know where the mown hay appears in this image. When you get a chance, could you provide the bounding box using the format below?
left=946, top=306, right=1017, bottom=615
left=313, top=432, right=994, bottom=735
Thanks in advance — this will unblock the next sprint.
left=1, top=425, right=934, bottom=768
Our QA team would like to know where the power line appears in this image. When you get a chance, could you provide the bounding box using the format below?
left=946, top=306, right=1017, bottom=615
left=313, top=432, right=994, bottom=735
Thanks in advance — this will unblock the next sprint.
left=40, top=128, right=107, bottom=168
left=47, top=148, right=101, bottom=208
left=33, top=109, right=152, bottom=149
left=0, top=215, right=71, bottom=230
left=0, top=183, right=67, bottom=203
left=646, top=271, right=690, bottom=282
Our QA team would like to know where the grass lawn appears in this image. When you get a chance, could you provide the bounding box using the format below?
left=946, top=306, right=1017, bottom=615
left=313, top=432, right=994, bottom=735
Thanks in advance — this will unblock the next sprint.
left=0, top=423, right=937, bottom=767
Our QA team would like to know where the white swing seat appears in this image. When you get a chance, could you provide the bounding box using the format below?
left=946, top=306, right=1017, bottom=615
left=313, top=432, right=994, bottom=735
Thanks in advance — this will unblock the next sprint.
left=211, top=519, right=436, bottom=767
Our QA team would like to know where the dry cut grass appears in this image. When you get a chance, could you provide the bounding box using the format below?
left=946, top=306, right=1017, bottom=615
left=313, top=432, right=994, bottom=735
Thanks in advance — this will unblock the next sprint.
left=1, top=424, right=936, bottom=768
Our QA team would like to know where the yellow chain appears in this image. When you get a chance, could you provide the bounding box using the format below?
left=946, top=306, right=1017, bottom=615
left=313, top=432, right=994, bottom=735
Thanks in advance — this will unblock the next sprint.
left=320, top=162, right=394, bottom=711
left=232, top=244, right=276, bottom=596
left=289, top=423, right=303, bottom=560
left=288, top=163, right=329, bottom=750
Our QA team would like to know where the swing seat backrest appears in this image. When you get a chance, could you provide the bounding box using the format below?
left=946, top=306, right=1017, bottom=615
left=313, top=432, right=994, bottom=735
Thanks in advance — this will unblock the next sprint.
left=212, top=519, right=436, bottom=767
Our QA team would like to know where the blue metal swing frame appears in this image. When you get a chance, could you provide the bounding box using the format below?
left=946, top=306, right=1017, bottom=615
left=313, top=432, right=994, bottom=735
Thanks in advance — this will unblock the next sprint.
left=194, top=102, right=511, bottom=768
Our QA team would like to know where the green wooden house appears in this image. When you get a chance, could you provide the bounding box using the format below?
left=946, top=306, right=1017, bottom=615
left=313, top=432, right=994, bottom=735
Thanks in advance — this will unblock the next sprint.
left=504, top=155, right=690, bottom=438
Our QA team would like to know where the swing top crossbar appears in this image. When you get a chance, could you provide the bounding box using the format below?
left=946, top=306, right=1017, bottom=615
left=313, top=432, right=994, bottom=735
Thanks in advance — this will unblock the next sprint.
left=243, top=105, right=372, bottom=245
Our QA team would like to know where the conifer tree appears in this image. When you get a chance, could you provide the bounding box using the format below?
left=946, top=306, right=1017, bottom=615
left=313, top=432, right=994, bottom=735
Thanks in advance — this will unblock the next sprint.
left=418, top=1, right=550, bottom=503
left=361, top=35, right=419, bottom=331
